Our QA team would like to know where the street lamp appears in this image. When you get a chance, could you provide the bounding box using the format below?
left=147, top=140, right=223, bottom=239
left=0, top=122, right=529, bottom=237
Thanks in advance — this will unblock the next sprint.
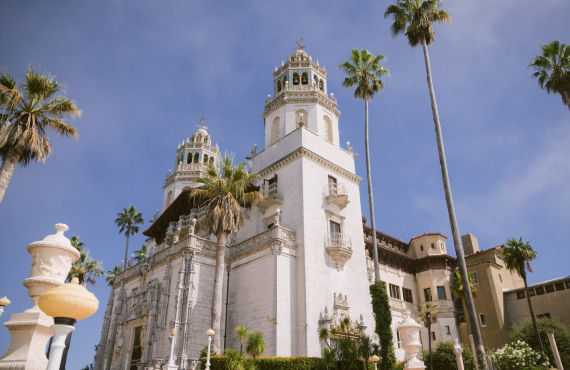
left=38, top=277, right=99, bottom=370
left=0, top=296, right=10, bottom=317
left=205, top=328, right=215, bottom=370
left=370, top=355, right=380, bottom=370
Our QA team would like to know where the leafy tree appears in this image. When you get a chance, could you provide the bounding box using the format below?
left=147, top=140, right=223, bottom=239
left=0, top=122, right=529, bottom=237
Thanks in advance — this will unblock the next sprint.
left=235, top=326, right=249, bottom=353
left=417, top=303, right=439, bottom=370
left=370, top=283, right=396, bottom=370
left=384, top=1, right=488, bottom=366
left=105, top=265, right=121, bottom=287
left=133, top=243, right=147, bottom=264
left=321, top=346, right=338, bottom=370
left=339, top=49, right=388, bottom=283
left=189, top=155, right=262, bottom=351
left=114, top=206, right=144, bottom=270
left=503, top=237, right=544, bottom=353
left=422, top=341, right=475, bottom=370
left=245, top=332, right=265, bottom=359
left=509, top=317, right=570, bottom=368
left=450, top=271, right=477, bottom=324
left=67, top=235, right=104, bottom=285
left=0, top=68, right=80, bottom=205
left=529, top=40, right=570, bottom=110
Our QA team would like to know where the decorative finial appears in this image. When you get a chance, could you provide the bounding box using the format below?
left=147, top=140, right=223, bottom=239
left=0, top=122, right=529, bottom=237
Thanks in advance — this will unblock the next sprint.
left=196, top=116, right=208, bottom=130
left=296, top=37, right=306, bottom=50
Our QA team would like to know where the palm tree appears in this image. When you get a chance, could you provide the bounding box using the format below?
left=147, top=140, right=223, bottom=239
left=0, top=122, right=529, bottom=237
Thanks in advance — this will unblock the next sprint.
left=450, top=271, right=477, bottom=301
left=0, top=68, right=80, bottom=205
left=225, top=348, right=245, bottom=370
left=245, top=332, right=265, bottom=359
left=114, top=206, right=144, bottom=270
left=189, top=156, right=262, bottom=352
left=319, top=327, right=331, bottom=349
left=321, top=346, right=338, bottom=370
left=529, top=40, right=570, bottom=110
left=358, top=334, right=373, bottom=369
left=105, top=265, right=121, bottom=287
left=339, top=49, right=389, bottom=283
left=67, top=236, right=104, bottom=285
left=384, top=1, right=488, bottom=367
left=133, top=243, right=147, bottom=264
left=417, top=303, right=439, bottom=370
left=504, top=237, right=544, bottom=353
left=234, top=326, right=249, bottom=353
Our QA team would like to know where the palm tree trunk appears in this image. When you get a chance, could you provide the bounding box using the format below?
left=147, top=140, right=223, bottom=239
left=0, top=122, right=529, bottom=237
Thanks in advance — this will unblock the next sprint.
left=211, top=232, right=227, bottom=353
left=420, top=40, right=489, bottom=370
left=522, top=268, right=545, bottom=353
left=428, top=321, right=432, bottom=370
left=0, top=148, right=20, bottom=205
left=123, top=234, right=130, bottom=270
left=364, top=100, right=381, bottom=283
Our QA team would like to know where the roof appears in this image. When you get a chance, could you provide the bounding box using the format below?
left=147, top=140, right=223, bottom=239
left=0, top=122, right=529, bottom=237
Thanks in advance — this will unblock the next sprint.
left=504, top=275, right=570, bottom=293
left=409, top=233, right=448, bottom=242
left=464, top=245, right=504, bottom=258
left=143, top=189, right=194, bottom=243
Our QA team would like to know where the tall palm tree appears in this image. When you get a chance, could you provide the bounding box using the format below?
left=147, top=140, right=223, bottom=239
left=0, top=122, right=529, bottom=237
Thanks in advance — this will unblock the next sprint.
left=529, top=40, right=570, bottom=110
left=384, top=1, right=488, bottom=367
left=339, top=49, right=389, bottom=283
left=504, top=237, right=544, bottom=353
left=417, top=303, right=439, bottom=370
left=114, top=206, right=144, bottom=270
left=189, top=155, right=262, bottom=352
left=0, top=68, right=80, bottom=205
left=67, top=235, right=104, bottom=285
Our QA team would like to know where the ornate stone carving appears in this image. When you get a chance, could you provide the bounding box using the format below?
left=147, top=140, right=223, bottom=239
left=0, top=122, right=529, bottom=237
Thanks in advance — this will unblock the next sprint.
left=230, top=225, right=296, bottom=259
left=326, top=234, right=352, bottom=271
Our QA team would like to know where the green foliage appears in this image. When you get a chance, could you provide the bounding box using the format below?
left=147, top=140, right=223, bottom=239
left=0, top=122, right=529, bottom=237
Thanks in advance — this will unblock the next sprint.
left=504, top=238, right=537, bottom=280
left=115, top=205, right=144, bottom=269
left=491, top=340, right=550, bottom=370
left=204, top=356, right=380, bottom=370
left=421, top=341, right=475, bottom=370
left=339, top=49, right=389, bottom=103
left=529, top=40, right=570, bottom=110
left=67, top=235, right=104, bottom=285
left=370, top=283, right=396, bottom=370
left=235, top=326, right=249, bottom=353
left=246, top=332, right=265, bottom=359
left=321, top=346, right=337, bottom=370
left=133, top=243, right=147, bottom=263
left=509, top=317, right=570, bottom=368
left=105, top=265, right=121, bottom=287
left=225, top=349, right=245, bottom=370
left=199, top=345, right=217, bottom=370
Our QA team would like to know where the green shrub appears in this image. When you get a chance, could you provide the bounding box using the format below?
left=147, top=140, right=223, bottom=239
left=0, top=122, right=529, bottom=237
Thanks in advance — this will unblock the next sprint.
left=370, top=283, right=396, bottom=370
left=421, top=341, right=475, bottom=370
left=509, top=317, right=570, bottom=368
left=246, top=332, right=266, bottom=359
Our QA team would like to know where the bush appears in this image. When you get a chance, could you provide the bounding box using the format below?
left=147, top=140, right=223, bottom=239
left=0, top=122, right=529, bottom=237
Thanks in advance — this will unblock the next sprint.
left=492, top=340, right=550, bottom=369
left=246, top=332, right=266, bottom=359
left=509, top=317, right=570, bottom=368
left=370, top=283, right=396, bottom=370
left=422, top=341, right=475, bottom=370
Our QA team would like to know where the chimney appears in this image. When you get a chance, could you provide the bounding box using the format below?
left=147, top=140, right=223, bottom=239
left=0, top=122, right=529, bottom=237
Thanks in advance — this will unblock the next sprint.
left=462, top=233, right=480, bottom=255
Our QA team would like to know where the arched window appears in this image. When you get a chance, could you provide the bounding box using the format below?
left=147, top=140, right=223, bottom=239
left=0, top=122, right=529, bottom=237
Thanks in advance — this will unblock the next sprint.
left=209, top=157, right=214, bottom=165
left=319, top=79, right=324, bottom=91
left=271, top=117, right=280, bottom=145
left=186, top=153, right=192, bottom=164
left=203, top=136, right=208, bottom=144
left=324, top=115, right=333, bottom=142
left=293, top=73, right=299, bottom=85
left=277, top=80, right=282, bottom=92
left=283, top=76, right=287, bottom=86
left=301, top=72, right=308, bottom=85
left=193, top=153, right=199, bottom=163
left=295, top=110, right=307, bottom=128
left=203, top=154, right=208, bottom=163
left=480, top=314, right=486, bottom=327
left=314, top=75, right=319, bottom=85
left=167, top=191, right=173, bottom=205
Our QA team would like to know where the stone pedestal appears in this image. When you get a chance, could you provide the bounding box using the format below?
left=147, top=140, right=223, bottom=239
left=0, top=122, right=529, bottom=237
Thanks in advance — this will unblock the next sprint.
left=0, top=224, right=79, bottom=370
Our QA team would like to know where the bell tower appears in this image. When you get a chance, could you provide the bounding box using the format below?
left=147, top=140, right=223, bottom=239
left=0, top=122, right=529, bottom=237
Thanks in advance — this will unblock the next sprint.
left=161, top=120, right=221, bottom=211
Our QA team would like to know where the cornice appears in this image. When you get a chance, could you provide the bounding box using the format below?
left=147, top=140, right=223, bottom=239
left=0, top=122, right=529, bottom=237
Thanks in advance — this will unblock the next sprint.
left=263, top=91, right=340, bottom=118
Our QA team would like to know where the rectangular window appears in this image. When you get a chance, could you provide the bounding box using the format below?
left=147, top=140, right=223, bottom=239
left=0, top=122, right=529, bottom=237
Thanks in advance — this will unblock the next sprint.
left=545, top=284, right=555, bottom=293
left=389, top=284, right=401, bottom=300
left=537, top=313, right=551, bottom=319
left=555, top=282, right=565, bottom=291
left=431, top=243, right=435, bottom=249
left=566, top=280, right=570, bottom=289
left=431, top=331, right=436, bottom=340
left=424, top=288, right=432, bottom=302
left=329, top=220, right=341, bottom=245
left=528, top=288, right=536, bottom=297
left=437, top=286, right=447, bottom=300
left=469, top=272, right=479, bottom=284
left=516, top=291, right=526, bottom=299
left=536, top=286, right=545, bottom=295
left=446, top=326, right=451, bottom=335
left=403, top=288, right=413, bottom=303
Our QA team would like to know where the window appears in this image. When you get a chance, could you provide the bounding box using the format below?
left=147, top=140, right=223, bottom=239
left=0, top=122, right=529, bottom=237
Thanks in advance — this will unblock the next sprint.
left=166, top=191, right=173, bottom=205
left=431, top=243, right=435, bottom=249
left=424, top=288, right=432, bottom=302
left=446, top=326, right=451, bottom=335
left=528, top=288, right=535, bottom=297
left=130, top=326, right=142, bottom=370
left=187, top=154, right=192, bottom=164
left=293, top=72, right=299, bottom=85
left=209, top=157, right=214, bottom=165
left=420, top=245, right=424, bottom=251
left=329, top=220, right=341, bottom=243
left=431, top=332, right=436, bottom=340
left=537, top=313, right=551, bottom=319
left=271, top=117, right=280, bottom=145
left=389, top=284, right=401, bottom=300
left=203, top=154, right=208, bottom=163
left=193, top=153, right=199, bottom=163
left=277, top=80, right=282, bottom=92
left=566, top=280, right=570, bottom=289
left=319, top=79, right=324, bottom=91
left=328, top=176, right=337, bottom=195
left=323, top=115, right=333, bottom=142
left=301, top=72, right=308, bottom=85
left=555, top=282, right=565, bottom=291
left=535, top=286, right=545, bottom=295
left=516, top=291, right=526, bottom=299
left=437, top=286, right=447, bottom=300
left=545, top=284, right=555, bottom=293
left=403, top=288, right=413, bottom=303
left=480, top=314, right=486, bottom=327
left=469, top=272, right=479, bottom=284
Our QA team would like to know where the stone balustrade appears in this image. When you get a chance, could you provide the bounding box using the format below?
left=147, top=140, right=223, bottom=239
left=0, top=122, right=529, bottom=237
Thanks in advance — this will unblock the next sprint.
left=230, top=225, right=296, bottom=259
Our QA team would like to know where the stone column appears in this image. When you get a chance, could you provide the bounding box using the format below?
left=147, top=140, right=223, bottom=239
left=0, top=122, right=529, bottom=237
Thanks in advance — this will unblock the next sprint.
left=0, top=224, right=79, bottom=370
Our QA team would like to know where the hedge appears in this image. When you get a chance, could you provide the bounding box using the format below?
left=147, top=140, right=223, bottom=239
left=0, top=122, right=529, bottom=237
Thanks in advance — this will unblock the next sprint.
left=201, top=356, right=389, bottom=370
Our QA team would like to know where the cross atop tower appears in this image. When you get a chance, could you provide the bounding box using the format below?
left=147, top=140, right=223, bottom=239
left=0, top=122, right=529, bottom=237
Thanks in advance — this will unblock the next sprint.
left=196, top=116, right=208, bottom=130
left=296, top=37, right=306, bottom=50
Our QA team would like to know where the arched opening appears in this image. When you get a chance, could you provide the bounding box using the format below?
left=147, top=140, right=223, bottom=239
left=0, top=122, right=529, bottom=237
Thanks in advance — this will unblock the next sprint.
left=324, top=115, right=333, bottom=142
left=203, top=136, right=208, bottom=144
left=480, top=314, right=486, bottom=326
left=293, top=73, right=299, bottom=85
left=319, top=79, right=324, bottom=91
left=271, top=117, right=280, bottom=145
left=193, top=153, right=199, bottom=163
left=209, top=157, right=214, bottom=165
left=277, top=80, right=282, bottom=92
left=295, top=110, right=307, bottom=128
left=301, top=72, right=308, bottom=85
left=186, top=153, right=192, bottom=164
left=283, top=76, right=287, bottom=87
left=203, top=154, right=209, bottom=163
left=167, top=191, right=173, bottom=205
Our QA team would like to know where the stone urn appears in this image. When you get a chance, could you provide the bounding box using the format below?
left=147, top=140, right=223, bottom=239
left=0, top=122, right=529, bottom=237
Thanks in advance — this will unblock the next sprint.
left=397, top=316, right=426, bottom=370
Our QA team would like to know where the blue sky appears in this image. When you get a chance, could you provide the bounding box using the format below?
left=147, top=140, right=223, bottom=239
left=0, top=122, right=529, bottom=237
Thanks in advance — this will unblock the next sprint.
left=1, top=0, right=569, bottom=367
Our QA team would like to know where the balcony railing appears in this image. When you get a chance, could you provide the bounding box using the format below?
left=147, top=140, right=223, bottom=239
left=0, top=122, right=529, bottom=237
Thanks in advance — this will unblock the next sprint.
left=258, top=182, right=283, bottom=211
left=324, top=183, right=349, bottom=209
left=327, top=232, right=351, bottom=249
left=326, top=232, right=352, bottom=271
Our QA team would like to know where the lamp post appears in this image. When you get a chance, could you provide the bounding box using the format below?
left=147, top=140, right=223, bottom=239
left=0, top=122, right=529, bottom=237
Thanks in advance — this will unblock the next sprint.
left=0, top=297, right=10, bottom=317
left=370, top=355, right=380, bottom=370
left=205, top=329, right=215, bottom=370
left=38, top=277, right=99, bottom=370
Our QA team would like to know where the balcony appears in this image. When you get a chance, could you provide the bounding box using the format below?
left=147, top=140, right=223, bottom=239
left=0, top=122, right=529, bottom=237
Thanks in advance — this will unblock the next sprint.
left=325, top=183, right=349, bottom=209
left=257, top=181, right=283, bottom=211
left=326, top=233, right=352, bottom=271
